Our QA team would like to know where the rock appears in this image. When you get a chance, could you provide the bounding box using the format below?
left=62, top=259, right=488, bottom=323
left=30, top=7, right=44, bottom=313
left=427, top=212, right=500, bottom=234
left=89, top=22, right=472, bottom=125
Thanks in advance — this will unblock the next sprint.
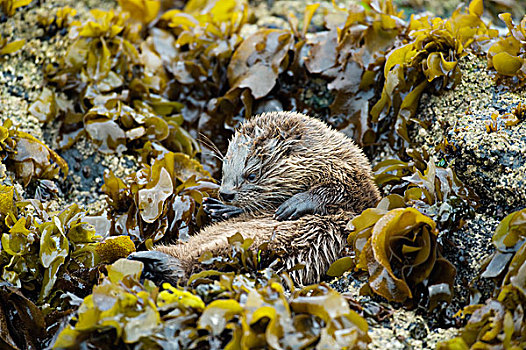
left=415, top=53, right=526, bottom=214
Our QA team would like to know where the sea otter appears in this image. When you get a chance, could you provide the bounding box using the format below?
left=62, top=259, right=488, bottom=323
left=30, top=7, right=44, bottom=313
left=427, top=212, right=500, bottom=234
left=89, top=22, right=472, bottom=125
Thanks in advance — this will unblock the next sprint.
left=129, top=111, right=381, bottom=285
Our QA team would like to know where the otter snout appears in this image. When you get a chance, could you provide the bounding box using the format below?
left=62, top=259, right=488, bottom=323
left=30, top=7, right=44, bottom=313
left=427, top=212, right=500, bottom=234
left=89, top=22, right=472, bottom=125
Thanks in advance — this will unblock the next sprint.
left=219, top=189, right=236, bottom=202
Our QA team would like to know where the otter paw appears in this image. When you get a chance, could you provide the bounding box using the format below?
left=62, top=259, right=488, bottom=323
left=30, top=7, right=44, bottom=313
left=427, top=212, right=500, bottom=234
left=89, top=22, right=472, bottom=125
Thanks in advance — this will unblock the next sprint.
left=275, top=192, right=319, bottom=221
left=203, top=197, right=243, bottom=220
left=127, top=251, right=185, bottom=286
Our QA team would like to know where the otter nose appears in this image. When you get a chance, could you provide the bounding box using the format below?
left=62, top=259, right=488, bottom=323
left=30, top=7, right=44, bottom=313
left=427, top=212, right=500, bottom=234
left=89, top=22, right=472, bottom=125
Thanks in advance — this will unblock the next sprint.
left=219, top=190, right=236, bottom=202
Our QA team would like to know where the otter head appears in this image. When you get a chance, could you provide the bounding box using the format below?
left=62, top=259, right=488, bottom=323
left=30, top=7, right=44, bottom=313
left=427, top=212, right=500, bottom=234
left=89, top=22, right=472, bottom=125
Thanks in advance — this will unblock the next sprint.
left=218, top=121, right=306, bottom=215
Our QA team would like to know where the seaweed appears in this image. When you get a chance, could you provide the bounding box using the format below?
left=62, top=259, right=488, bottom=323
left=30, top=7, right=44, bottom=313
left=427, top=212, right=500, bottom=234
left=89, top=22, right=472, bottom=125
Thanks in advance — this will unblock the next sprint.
left=118, top=0, right=160, bottom=25
left=0, top=34, right=24, bottom=55
left=33, top=0, right=250, bottom=176
left=346, top=207, right=455, bottom=309
left=0, top=201, right=100, bottom=303
left=40, top=5, right=200, bottom=157
left=0, top=283, right=46, bottom=349
left=483, top=102, right=525, bottom=133
left=0, top=0, right=31, bottom=17
left=152, top=0, right=249, bottom=173
left=227, top=29, right=294, bottom=100
left=479, top=208, right=526, bottom=288
left=439, top=208, right=526, bottom=349
left=37, top=6, right=77, bottom=34
left=369, top=0, right=495, bottom=148
left=306, top=0, right=496, bottom=152
left=0, top=189, right=108, bottom=349
left=305, top=0, right=405, bottom=146
left=373, top=150, right=478, bottom=232
left=487, top=13, right=526, bottom=79
left=0, top=119, right=68, bottom=186
left=100, top=151, right=218, bottom=246
left=439, top=285, right=526, bottom=350
left=35, top=0, right=498, bottom=175
left=53, top=239, right=371, bottom=349
left=485, top=112, right=500, bottom=133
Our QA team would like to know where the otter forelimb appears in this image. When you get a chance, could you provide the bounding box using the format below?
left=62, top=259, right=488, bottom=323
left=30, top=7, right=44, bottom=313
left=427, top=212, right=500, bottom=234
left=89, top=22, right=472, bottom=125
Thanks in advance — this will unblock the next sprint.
left=275, top=183, right=355, bottom=221
left=202, top=197, right=243, bottom=221
left=275, top=191, right=320, bottom=220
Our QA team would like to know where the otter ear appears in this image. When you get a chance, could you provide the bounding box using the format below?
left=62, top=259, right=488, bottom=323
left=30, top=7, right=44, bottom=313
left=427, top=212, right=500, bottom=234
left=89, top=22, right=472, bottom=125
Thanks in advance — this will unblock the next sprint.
left=278, top=125, right=302, bottom=141
left=279, top=130, right=302, bottom=141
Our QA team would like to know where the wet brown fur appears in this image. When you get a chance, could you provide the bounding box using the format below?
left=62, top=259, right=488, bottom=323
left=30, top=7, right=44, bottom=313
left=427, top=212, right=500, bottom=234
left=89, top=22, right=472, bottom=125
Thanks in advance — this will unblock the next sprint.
left=154, top=112, right=381, bottom=285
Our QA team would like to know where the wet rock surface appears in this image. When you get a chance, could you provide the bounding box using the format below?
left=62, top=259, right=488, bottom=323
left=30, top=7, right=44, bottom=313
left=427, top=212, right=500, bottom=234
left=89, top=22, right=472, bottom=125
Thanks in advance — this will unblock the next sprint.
left=416, top=54, right=526, bottom=214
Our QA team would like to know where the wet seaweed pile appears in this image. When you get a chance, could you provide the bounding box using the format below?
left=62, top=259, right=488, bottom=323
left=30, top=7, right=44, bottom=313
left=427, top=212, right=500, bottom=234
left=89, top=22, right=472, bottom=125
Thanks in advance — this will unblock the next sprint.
left=0, top=0, right=525, bottom=348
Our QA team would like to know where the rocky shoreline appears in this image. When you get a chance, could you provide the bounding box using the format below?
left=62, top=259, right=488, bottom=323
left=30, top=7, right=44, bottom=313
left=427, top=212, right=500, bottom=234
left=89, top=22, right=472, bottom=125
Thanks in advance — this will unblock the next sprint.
left=1, top=0, right=525, bottom=348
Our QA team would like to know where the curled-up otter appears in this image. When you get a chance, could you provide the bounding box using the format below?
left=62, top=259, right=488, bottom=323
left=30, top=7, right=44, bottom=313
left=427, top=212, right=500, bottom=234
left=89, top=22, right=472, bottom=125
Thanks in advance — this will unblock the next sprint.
left=129, top=111, right=381, bottom=285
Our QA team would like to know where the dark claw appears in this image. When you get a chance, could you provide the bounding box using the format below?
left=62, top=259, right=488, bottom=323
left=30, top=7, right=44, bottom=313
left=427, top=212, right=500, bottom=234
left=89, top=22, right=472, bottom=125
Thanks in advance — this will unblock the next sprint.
left=203, top=197, right=243, bottom=221
left=215, top=206, right=243, bottom=220
left=275, top=192, right=318, bottom=221
left=202, top=197, right=225, bottom=214
left=203, top=197, right=222, bottom=205
left=128, top=251, right=184, bottom=286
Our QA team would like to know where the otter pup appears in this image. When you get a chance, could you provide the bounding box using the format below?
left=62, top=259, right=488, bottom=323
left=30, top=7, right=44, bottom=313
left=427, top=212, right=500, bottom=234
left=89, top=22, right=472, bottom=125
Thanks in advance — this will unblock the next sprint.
left=130, top=111, right=381, bottom=285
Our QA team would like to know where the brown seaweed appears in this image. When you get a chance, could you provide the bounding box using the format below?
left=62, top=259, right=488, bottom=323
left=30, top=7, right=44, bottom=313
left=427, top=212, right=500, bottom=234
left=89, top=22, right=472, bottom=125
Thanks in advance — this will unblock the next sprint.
left=373, top=150, right=478, bottom=232
left=0, top=0, right=31, bottom=17
left=488, top=13, right=526, bottom=78
left=346, top=207, right=455, bottom=308
left=101, top=151, right=218, bottom=245
left=54, top=238, right=371, bottom=349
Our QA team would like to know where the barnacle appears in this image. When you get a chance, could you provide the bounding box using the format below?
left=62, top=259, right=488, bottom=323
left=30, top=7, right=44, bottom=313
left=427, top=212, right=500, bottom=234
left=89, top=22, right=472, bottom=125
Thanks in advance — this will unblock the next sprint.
left=347, top=207, right=455, bottom=308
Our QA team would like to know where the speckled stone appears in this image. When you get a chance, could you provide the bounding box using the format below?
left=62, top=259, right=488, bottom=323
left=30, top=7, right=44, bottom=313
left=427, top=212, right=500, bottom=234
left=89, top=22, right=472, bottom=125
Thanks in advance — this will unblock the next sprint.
left=0, top=0, right=137, bottom=215
left=415, top=53, right=526, bottom=214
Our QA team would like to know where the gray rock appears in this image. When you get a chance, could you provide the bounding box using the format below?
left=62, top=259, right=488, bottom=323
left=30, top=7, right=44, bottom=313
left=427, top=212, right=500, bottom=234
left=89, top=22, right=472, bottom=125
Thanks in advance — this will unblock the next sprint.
left=415, top=53, right=526, bottom=214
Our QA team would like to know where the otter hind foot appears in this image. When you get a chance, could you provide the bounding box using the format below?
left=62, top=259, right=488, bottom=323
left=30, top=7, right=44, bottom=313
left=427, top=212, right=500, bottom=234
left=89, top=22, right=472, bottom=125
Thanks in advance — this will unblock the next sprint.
left=127, top=251, right=184, bottom=286
left=275, top=192, right=319, bottom=221
left=202, top=197, right=243, bottom=221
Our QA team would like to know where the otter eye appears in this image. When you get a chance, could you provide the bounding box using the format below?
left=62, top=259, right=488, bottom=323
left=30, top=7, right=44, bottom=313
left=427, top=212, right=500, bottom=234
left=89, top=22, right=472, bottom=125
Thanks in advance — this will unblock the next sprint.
left=246, top=173, right=257, bottom=182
